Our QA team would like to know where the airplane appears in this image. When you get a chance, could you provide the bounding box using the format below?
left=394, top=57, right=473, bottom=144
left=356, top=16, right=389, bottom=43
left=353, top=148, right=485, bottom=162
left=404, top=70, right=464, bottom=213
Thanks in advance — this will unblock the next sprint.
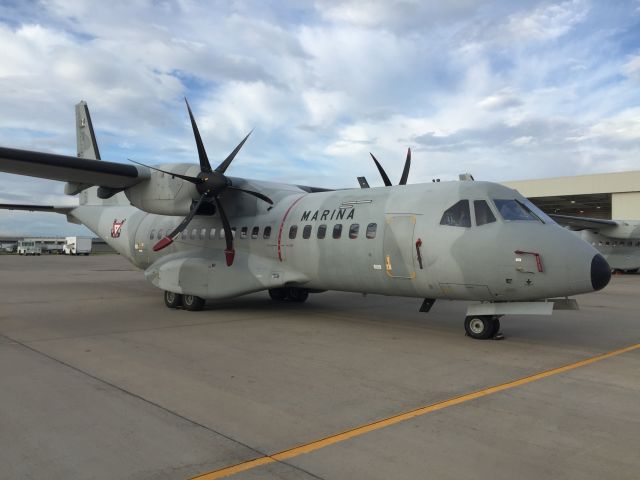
left=549, top=214, right=640, bottom=273
left=0, top=101, right=612, bottom=340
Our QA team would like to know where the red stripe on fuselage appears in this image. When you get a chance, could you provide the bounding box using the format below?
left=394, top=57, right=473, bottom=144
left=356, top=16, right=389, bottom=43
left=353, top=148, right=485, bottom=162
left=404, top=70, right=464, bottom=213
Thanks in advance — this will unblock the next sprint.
left=277, top=194, right=307, bottom=262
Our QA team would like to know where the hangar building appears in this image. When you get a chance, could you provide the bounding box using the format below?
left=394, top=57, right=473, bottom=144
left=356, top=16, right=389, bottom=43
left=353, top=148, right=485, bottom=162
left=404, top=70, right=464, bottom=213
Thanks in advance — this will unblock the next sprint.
left=502, top=170, right=640, bottom=220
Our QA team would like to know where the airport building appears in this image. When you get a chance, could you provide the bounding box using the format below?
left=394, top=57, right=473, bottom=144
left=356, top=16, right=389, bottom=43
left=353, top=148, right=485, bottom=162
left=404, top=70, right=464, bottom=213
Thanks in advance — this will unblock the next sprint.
left=503, top=170, right=640, bottom=220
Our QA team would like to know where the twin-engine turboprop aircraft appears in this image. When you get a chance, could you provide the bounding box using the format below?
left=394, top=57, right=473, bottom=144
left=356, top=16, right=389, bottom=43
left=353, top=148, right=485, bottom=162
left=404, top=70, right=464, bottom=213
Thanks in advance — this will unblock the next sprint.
left=550, top=214, right=640, bottom=273
left=0, top=101, right=611, bottom=339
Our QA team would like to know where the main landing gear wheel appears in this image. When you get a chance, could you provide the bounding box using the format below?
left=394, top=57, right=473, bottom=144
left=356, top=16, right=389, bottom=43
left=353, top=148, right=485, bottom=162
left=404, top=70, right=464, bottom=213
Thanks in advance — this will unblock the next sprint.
left=465, top=315, right=500, bottom=340
left=183, top=294, right=205, bottom=311
left=268, top=288, right=309, bottom=302
left=164, top=291, right=183, bottom=309
left=286, top=287, right=309, bottom=303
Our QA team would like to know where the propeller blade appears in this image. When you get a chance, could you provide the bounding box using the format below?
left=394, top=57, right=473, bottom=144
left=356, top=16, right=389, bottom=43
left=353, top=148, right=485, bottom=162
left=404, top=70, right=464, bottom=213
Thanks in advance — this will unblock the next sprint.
left=215, top=130, right=252, bottom=174
left=153, top=193, right=208, bottom=252
left=213, top=196, right=235, bottom=266
left=227, top=186, right=273, bottom=204
left=185, top=98, right=213, bottom=173
left=399, top=148, right=411, bottom=185
left=369, top=153, right=392, bottom=186
left=128, top=159, right=202, bottom=184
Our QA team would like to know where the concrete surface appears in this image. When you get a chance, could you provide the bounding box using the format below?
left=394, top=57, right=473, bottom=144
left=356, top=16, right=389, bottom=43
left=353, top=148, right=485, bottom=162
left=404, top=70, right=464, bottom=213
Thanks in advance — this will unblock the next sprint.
left=0, top=255, right=638, bottom=479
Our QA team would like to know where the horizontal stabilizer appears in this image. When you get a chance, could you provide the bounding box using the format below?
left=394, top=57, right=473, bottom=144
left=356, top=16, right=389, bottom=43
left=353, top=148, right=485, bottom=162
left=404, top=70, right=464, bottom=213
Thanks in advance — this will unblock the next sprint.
left=0, top=203, right=74, bottom=214
left=550, top=214, right=618, bottom=230
left=0, top=146, right=148, bottom=189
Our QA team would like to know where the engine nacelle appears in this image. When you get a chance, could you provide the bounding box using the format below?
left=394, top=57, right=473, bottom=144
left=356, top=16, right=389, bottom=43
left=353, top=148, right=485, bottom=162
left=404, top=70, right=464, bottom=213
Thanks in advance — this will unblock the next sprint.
left=125, top=164, right=199, bottom=215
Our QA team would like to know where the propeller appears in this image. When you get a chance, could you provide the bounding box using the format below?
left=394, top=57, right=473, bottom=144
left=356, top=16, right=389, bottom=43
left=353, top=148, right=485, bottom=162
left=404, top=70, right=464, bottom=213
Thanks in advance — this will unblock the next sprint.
left=368, top=148, right=411, bottom=186
left=151, top=98, right=273, bottom=266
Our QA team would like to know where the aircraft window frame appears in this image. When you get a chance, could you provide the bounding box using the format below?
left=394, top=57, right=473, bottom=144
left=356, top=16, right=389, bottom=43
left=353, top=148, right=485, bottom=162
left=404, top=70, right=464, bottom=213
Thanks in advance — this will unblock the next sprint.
left=150, top=229, right=156, bottom=240
left=240, top=226, right=248, bottom=239
left=317, top=224, right=327, bottom=239
left=200, top=228, right=206, bottom=240
left=333, top=224, right=342, bottom=239
left=251, top=226, right=259, bottom=239
left=263, top=226, right=271, bottom=239
left=473, top=200, right=496, bottom=226
left=349, top=223, right=359, bottom=239
left=366, top=223, right=377, bottom=239
left=189, top=229, right=196, bottom=240
left=493, top=199, right=540, bottom=222
left=440, top=200, right=471, bottom=228
left=209, top=228, right=216, bottom=240
left=302, top=225, right=312, bottom=239
left=289, top=225, right=298, bottom=239
left=219, top=229, right=225, bottom=239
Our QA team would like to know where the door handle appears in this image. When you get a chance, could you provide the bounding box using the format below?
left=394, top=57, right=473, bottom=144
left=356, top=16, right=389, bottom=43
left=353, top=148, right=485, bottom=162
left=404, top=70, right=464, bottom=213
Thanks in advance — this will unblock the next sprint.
left=416, top=238, right=423, bottom=269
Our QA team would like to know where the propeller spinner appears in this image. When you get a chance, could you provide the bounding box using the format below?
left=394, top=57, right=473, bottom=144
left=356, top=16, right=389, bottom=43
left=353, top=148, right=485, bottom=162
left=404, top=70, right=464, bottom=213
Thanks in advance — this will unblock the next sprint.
left=146, top=99, right=273, bottom=266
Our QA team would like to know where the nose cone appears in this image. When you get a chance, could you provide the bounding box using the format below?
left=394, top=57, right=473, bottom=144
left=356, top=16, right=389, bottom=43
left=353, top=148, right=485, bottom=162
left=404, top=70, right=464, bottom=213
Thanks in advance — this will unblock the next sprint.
left=591, top=254, right=611, bottom=291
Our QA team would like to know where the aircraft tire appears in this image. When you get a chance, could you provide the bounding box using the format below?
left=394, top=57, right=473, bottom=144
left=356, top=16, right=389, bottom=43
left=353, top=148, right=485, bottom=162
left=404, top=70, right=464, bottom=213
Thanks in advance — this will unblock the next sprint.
left=286, top=288, right=309, bottom=303
left=183, top=294, right=205, bottom=311
left=464, top=315, right=495, bottom=340
left=164, top=291, right=183, bottom=309
left=268, top=288, right=287, bottom=301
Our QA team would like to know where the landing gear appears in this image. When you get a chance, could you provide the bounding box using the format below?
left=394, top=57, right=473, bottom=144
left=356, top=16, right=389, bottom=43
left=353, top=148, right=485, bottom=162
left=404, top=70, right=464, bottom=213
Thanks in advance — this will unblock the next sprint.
left=182, top=294, right=205, bottom=311
left=164, top=291, right=183, bottom=309
left=464, top=315, right=502, bottom=340
left=268, top=287, right=309, bottom=303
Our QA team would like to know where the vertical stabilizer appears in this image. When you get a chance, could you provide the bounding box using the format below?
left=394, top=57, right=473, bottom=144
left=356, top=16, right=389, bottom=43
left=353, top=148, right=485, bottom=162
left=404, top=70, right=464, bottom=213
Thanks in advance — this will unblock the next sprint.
left=76, top=100, right=101, bottom=160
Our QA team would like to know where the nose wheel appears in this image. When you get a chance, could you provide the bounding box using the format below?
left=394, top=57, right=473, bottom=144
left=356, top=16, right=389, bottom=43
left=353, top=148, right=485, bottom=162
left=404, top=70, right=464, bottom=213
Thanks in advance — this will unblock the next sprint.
left=464, top=315, right=502, bottom=340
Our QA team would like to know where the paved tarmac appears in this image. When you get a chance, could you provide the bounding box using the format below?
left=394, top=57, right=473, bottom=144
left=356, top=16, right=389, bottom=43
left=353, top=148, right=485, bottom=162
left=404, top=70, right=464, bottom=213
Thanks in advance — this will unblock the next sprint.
left=0, top=254, right=638, bottom=480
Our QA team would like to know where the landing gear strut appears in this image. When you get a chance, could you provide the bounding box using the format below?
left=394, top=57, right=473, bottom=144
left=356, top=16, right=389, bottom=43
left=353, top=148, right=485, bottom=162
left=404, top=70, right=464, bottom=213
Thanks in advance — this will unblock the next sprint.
left=268, top=287, right=309, bottom=303
left=464, top=315, right=502, bottom=340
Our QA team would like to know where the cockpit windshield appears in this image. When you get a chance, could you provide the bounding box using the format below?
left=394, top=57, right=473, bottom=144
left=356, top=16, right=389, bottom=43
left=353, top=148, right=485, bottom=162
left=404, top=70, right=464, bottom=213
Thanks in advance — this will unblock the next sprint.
left=493, top=199, right=542, bottom=222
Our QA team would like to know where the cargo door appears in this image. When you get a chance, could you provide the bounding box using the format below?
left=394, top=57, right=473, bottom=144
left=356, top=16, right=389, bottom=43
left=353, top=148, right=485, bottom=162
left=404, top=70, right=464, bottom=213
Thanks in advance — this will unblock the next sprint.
left=383, top=215, right=416, bottom=279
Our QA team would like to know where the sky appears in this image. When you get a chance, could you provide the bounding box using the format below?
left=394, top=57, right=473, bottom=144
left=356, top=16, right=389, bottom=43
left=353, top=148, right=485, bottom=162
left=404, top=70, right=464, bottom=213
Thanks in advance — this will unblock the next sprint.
left=0, top=0, right=639, bottom=236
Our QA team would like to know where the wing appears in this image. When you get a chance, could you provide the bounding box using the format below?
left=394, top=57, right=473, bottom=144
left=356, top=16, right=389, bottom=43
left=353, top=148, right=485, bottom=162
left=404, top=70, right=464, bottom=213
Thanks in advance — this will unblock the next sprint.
left=550, top=214, right=618, bottom=231
left=0, top=146, right=148, bottom=188
left=0, top=203, right=74, bottom=214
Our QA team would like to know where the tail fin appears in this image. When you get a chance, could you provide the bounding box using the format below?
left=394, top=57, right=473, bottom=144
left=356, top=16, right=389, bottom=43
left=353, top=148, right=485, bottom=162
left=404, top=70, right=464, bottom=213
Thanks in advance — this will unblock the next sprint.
left=71, top=101, right=128, bottom=206
left=76, top=100, right=101, bottom=160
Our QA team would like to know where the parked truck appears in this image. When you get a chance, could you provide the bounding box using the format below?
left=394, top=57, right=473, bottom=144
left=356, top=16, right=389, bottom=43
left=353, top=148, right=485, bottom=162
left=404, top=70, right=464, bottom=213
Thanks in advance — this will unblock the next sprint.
left=17, top=241, right=42, bottom=256
left=63, top=236, right=92, bottom=255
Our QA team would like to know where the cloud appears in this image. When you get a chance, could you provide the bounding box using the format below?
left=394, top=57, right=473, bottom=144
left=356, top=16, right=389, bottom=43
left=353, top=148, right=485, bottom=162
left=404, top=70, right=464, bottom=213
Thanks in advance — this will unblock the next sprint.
left=0, top=0, right=639, bottom=234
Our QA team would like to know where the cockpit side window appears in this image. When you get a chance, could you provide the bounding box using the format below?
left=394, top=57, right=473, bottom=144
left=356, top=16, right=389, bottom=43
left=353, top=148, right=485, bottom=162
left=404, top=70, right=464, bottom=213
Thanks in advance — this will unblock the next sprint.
left=474, top=200, right=496, bottom=226
left=493, top=199, right=540, bottom=222
left=440, top=200, right=471, bottom=227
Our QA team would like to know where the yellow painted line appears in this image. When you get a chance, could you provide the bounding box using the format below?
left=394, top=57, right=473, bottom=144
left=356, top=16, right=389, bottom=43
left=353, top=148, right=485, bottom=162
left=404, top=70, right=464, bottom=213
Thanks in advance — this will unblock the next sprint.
left=191, top=343, right=640, bottom=480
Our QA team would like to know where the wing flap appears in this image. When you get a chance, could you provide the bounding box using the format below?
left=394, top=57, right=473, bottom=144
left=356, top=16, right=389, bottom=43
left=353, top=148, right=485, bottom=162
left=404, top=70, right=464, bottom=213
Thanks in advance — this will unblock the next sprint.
left=0, top=146, right=148, bottom=188
left=550, top=214, right=618, bottom=230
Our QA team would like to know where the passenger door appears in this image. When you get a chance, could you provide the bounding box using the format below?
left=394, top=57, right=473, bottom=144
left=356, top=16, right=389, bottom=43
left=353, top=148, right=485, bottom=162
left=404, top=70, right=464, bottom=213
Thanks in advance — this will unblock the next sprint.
left=383, top=214, right=416, bottom=279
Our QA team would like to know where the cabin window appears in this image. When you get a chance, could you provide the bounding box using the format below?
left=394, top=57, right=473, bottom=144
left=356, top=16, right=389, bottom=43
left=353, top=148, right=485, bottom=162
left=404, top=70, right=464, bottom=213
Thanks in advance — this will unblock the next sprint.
left=303, top=225, right=312, bottom=239
left=219, top=229, right=225, bottom=239
left=317, top=224, right=327, bottom=239
left=493, top=199, right=539, bottom=222
left=366, top=223, right=377, bottom=239
left=200, top=228, right=206, bottom=240
left=289, top=225, right=298, bottom=239
left=440, top=200, right=471, bottom=227
left=263, top=226, right=272, bottom=239
left=333, top=224, right=342, bottom=239
left=159, top=229, right=166, bottom=239
left=474, top=200, right=496, bottom=226
left=240, top=227, right=248, bottom=239
left=605, top=241, right=610, bottom=246
left=349, top=223, right=359, bottom=239
left=251, top=227, right=259, bottom=239
left=231, top=227, right=236, bottom=239
left=150, top=229, right=156, bottom=240
left=209, top=228, right=216, bottom=240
